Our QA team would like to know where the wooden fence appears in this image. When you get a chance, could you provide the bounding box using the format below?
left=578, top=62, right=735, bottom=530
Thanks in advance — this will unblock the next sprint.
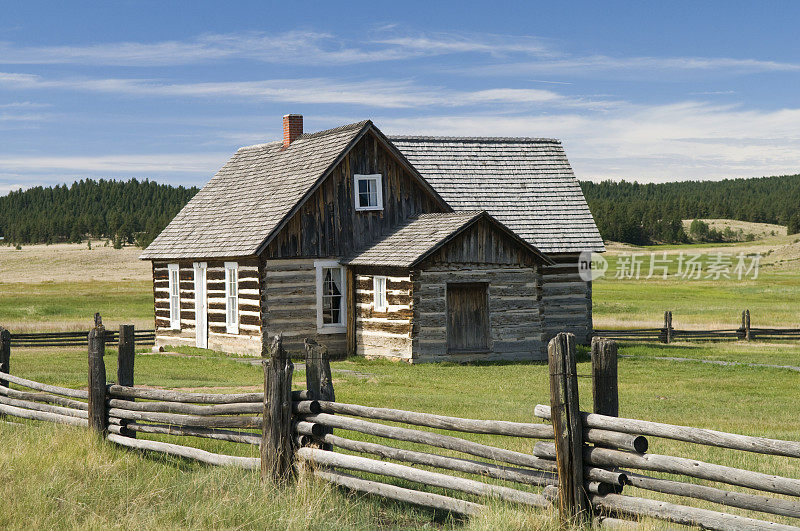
left=8, top=326, right=155, bottom=348
left=0, top=316, right=798, bottom=529
left=594, top=309, right=800, bottom=343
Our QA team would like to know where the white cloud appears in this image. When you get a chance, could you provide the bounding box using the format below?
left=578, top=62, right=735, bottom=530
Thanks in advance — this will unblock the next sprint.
left=378, top=101, right=800, bottom=182
left=0, top=153, right=230, bottom=174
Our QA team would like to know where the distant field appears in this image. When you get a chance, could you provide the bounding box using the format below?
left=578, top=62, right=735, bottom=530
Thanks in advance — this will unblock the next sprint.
left=681, top=218, right=788, bottom=240
left=0, top=242, right=152, bottom=331
left=594, top=232, right=800, bottom=329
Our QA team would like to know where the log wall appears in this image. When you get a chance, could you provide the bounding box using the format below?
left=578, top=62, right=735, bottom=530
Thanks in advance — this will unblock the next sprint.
left=541, top=253, right=592, bottom=345
left=153, top=259, right=262, bottom=355
left=262, top=259, right=346, bottom=356
left=354, top=273, right=414, bottom=361
left=264, top=130, right=446, bottom=259
left=411, top=265, right=543, bottom=363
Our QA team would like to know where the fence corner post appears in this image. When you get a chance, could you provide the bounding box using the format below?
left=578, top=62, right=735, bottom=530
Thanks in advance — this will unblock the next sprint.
left=0, top=326, right=10, bottom=388
left=88, top=316, right=108, bottom=435
left=261, top=334, right=295, bottom=484
left=548, top=332, right=590, bottom=524
left=591, top=337, right=618, bottom=417
left=660, top=311, right=673, bottom=343
left=117, top=324, right=136, bottom=437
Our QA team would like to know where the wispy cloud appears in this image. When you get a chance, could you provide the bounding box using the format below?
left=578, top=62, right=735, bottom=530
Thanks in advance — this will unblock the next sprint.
left=0, top=153, right=230, bottom=174
left=0, top=71, right=617, bottom=109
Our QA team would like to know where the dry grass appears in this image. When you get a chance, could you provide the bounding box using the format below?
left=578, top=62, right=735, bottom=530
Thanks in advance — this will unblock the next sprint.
left=681, top=218, right=788, bottom=239
left=0, top=241, right=150, bottom=283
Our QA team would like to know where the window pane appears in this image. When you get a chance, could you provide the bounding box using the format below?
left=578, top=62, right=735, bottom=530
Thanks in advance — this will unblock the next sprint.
left=358, top=178, right=377, bottom=208
left=322, top=267, right=343, bottom=325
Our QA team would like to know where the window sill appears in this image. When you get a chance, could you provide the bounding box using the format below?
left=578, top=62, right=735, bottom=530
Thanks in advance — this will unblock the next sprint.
left=317, top=326, right=346, bottom=335
left=355, top=206, right=383, bottom=212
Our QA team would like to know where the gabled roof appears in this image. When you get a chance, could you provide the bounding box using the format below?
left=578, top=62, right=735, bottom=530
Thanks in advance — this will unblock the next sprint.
left=343, top=211, right=551, bottom=268
left=140, top=121, right=448, bottom=260
left=389, top=136, right=605, bottom=254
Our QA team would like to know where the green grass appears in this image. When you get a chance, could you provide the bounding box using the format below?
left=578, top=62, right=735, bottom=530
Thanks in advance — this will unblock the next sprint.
left=3, top=343, right=799, bottom=528
left=594, top=244, right=800, bottom=328
left=0, top=280, right=153, bottom=332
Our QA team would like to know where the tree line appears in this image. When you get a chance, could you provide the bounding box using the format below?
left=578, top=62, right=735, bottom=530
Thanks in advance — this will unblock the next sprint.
left=581, top=174, right=800, bottom=245
left=2, top=174, right=799, bottom=249
left=0, top=179, right=198, bottom=248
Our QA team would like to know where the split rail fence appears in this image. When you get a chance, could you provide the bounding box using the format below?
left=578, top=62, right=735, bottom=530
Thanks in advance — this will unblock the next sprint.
left=0, top=318, right=798, bottom=529
left=7, top=325, right=155, bottom=348
left=594, top=309, right=800, bottom=343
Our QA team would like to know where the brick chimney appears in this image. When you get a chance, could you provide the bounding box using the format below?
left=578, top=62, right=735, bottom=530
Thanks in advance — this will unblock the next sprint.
left=282, top=114, right=303, bottom=148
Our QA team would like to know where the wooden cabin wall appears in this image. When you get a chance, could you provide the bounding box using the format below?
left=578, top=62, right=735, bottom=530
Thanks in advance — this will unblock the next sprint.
left=354, top=273, right=413, bottom=361
left=412, top=264, right=544, bottom=363
left=264, top=131, right=447, bottom=259
left=262, top=258, right=346, bottom=356
left=152, top=258, right=262, bottom=356
left=541, top=252, right=592, bottom=345
left=423, top=217, right=536, bottom=267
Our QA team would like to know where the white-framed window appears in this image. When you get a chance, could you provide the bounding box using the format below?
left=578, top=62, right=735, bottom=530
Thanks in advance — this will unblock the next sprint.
left=224, top=262, right=239, bottom=334
left=373, top=276, right=388, bottom=312
left=354, top=174, right=383, bottom=211
left=315, top=260, right=346, bottom=333
left=167, top=263, right=181, bottom=330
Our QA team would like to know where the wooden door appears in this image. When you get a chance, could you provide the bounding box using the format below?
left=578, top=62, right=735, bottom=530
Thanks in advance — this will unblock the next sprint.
left=446, top=283, right=489, bottom=352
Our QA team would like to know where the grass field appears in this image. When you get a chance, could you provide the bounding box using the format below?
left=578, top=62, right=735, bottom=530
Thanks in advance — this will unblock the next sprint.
left=2, top=343, right=799, bottom=528
left=1, top=235, right=799, bottom=528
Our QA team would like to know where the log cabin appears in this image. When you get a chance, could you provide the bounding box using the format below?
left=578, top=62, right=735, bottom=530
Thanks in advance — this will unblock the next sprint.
left=140, top=115, right=603, bottom=362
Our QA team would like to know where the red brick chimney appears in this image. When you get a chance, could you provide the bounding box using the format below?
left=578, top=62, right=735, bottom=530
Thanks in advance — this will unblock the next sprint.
left=282, top=114, right=303, bottom=148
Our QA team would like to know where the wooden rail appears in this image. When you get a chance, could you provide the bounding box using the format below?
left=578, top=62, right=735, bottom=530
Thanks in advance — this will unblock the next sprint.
left=9, top=329, right=155, bottom=348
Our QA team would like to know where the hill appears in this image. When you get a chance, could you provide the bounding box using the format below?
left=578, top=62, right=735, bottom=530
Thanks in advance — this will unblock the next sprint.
left=581, top=174, right=800, bottom=245
left=0, top=179, right=198, bottom=248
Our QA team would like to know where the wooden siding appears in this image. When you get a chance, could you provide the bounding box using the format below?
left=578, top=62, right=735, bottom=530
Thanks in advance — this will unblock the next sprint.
left=264, top=130, right=446, bottom=259
left=262, top=258, right=346, bottom=356
left=153, top=259, right=262, bottom=355
left=354, top=273, right=414, bottom=361
left=412, top=265, right=543, bottom=363
left=420, top=216, right=538, bottom=267
left=541, top=253, right=592, bottom=345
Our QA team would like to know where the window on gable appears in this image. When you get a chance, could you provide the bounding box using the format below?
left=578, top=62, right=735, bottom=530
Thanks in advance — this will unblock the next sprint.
left=224, top=262, right=239, bottom=334
left=315, top=261, right=346, bottom=333
left=373, top=276, right=387, bottom=312
left=354, top=174, right=383, bottom=211
left=168, top=263, right=181, bottom=330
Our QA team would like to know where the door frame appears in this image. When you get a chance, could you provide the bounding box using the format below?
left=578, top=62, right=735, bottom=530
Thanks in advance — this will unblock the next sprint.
left=193, top=261, right=208, bottom=349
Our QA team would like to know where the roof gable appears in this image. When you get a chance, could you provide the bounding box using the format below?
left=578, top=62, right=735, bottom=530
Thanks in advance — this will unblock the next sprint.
left=343, top=211, right=551, bottom=268
left=389, top=136, right=605, bottom=254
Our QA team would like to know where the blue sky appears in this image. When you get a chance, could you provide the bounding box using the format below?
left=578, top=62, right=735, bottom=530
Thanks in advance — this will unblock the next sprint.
left=2, top=1, right=800, bottom=193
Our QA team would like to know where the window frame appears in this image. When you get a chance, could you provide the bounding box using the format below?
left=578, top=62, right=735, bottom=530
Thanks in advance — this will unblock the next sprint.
left=167, top=263, right=181, bottom=330
left=353, top=173, right=384, bottom=211
left=224, top=261, right=239, bottom=334
left=373, top=275, right=388, bottom=312
left=315, top=260, right=347, bottom=334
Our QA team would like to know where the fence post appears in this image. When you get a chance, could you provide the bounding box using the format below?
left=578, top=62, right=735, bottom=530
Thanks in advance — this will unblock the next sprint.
left=0, top=326, right=10, bottom=388
left=745, top=309, right=751, bottom=341
left=261, top=334, right=294, bottom=484
left=88, top=314, right=108, bottom=435
left=117, top=324, right=135, bottom=437
left=548, top=332, right=590, bottom=524
left=591, top=337, right=618, bottom=417
left=660, top=311, right=673, bottom=343
left=305, top=338, right=335, bottom=450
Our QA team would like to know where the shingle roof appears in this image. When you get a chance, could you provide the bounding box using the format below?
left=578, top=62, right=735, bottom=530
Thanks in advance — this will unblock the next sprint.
left=388, top=136, right=605, bottom=253
left=343, top=212, right=550, bottom=267
left=140, top=121, right=371, bottom=259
